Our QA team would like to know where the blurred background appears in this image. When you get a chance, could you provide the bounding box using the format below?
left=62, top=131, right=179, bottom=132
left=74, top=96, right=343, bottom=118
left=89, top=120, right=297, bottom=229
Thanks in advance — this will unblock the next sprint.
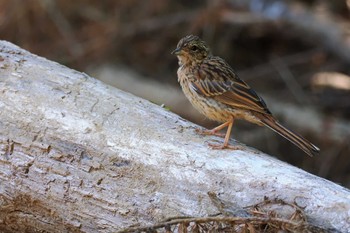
left=1, top=0, right=349, bottom=187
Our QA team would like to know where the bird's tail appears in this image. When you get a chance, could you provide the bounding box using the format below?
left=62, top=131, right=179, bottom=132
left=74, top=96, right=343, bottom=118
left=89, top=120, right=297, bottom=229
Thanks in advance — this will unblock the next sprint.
left=260, top=115, right=319, bottom=157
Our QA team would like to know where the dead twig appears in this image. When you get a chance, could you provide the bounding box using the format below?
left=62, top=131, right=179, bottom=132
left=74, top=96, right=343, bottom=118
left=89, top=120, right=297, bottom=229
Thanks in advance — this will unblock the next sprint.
left=118, top=216, right=308, bottom=233
left=119, top=196, right=330, bottom=233
left=270, top=57, right=311, bottom=105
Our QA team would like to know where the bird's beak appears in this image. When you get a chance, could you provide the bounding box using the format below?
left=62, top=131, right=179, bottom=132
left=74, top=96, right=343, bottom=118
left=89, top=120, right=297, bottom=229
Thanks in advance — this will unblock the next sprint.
left=171, top=47, right=181, bottom=55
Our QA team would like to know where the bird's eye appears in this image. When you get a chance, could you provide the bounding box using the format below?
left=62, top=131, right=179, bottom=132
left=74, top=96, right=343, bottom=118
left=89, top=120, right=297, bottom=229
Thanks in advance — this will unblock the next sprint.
left=190, top=45, right=198, bottom=51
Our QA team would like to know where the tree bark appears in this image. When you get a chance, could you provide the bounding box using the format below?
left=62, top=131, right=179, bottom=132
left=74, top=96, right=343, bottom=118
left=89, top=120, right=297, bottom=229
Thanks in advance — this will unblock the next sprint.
left=0, top=40, right=349, bottom=232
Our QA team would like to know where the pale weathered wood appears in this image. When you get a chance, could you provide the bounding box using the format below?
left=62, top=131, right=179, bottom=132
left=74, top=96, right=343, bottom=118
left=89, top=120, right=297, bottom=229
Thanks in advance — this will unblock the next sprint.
left=0, top=40, right=349, bottom=232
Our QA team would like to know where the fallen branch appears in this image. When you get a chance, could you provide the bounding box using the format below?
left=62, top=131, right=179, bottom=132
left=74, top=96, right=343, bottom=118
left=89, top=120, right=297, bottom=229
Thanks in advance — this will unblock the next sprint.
left=0, top=41, right=349, bottom=232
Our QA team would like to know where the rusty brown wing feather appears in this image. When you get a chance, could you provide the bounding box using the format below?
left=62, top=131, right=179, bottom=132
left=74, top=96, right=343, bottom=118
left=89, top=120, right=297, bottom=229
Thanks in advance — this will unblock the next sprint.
left=191, top=56, right=271, bottom=115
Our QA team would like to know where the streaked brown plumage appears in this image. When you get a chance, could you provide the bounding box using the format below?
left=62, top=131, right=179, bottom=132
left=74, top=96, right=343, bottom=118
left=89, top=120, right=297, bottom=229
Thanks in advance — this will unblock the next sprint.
left=172, top=35, right=319, bottom=157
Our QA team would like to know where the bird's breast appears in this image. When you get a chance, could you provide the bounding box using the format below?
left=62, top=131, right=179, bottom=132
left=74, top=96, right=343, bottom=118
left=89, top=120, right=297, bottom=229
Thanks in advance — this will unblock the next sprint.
left=177, top=66, right=231, bottom=122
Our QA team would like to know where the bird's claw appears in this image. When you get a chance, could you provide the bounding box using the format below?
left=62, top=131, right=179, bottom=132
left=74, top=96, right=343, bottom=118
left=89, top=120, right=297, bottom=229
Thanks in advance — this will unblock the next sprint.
left=208, top=143, right=241, bottom=150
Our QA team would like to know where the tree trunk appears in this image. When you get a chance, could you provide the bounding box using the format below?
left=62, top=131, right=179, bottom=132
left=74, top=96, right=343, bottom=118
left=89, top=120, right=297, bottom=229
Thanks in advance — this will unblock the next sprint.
left=0, top=40, right=349, bottom=232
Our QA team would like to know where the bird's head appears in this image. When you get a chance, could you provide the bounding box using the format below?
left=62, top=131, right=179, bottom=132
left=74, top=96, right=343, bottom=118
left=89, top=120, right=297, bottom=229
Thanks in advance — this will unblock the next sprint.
left=172, top=35, right=210, bottom=65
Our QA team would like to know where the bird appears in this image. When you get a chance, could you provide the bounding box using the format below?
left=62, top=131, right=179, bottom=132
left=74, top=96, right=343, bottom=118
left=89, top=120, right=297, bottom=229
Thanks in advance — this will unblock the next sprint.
left=172, top=35, right=320, bottom=157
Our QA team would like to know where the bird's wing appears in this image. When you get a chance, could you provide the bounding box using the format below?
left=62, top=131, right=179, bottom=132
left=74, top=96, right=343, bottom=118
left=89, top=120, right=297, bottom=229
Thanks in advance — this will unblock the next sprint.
left=190, top=57, right=271, bottom=115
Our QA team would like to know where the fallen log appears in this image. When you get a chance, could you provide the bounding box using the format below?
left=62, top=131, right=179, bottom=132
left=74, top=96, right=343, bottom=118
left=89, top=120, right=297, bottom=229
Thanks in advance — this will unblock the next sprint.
left=0, top=41, right=349, bottom=232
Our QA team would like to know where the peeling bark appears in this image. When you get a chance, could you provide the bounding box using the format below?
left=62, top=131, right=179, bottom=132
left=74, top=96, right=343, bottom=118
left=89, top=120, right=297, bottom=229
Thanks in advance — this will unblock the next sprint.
left=0, top=41, right=349, bottom=232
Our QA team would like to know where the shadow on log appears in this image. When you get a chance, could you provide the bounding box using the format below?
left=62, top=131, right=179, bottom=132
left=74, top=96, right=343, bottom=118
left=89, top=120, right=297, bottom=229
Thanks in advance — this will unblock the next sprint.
left=0, top=41, right=349, bottom=232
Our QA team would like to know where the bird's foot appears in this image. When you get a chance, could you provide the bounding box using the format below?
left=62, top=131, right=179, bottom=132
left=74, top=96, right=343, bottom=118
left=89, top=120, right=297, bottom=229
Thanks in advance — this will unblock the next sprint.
left=196, top=128, right=225, bottom=138
left=208, top=143, right=242, bottom=150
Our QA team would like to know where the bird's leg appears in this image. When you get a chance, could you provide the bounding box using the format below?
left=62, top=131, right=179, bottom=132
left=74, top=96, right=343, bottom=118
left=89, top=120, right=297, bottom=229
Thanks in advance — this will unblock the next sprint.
left=196, top=121, right=231, bottom=138
left=208, top=116, right=241, bottom=150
